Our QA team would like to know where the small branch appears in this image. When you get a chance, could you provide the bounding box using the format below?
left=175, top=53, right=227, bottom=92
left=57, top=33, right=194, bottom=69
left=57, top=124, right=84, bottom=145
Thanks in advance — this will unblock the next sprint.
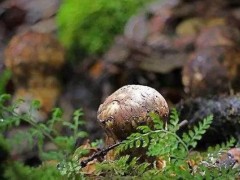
left=80, top=142, right=121, bottom=168
left=80, top=120, right=189, bottom=168
left=179, top=120, right=188, bottom=129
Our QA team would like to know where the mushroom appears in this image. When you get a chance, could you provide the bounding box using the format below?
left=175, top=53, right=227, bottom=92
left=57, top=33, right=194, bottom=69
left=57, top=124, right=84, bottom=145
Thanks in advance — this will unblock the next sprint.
left=182, top=46, right=240, bottom=97
left=4, top=31, right=65, bottom=121
left=97, top=85, right=169, bottom=143
left=5, top=31, right=65, bottom=81
left=175, top=17, right=226, bottom=37
left=182, top=25, right=240, bottom=97
left=196, top=25, right=240, bottom=49
left=176, top=17, right=205, bottom=37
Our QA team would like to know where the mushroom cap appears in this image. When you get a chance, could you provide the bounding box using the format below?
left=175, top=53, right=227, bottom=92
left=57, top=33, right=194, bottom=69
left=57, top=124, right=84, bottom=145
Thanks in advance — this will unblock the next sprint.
left=5, top=31, right=65, bottom=76
left=97, top=85, right=169, bottom=141
left=182, top=46, right=240, bottom=96
left=176, top=17, right=205, bottom=36
left=196, top=25, right=240, bottom=49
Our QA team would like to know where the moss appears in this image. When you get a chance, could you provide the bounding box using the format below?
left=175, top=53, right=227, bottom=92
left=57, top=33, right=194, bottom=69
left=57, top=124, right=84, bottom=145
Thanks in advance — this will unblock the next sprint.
left=57, top=0, right=151, bottom=56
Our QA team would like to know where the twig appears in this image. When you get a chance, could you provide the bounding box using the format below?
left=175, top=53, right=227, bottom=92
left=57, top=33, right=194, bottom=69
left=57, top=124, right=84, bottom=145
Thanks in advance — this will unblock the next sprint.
left=80, top=142, right=121, bottom=168
left=80, top=120, right=189, bottom=168
left=179, top=120, right=188, bottom=129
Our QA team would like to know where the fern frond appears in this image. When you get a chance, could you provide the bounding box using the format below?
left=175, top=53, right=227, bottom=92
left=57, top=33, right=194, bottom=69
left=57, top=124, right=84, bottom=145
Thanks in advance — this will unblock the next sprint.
left=149, top=112, right=164, bottom=130
left=47, top=108, right=63, bottom=131
left=168, top=108, right=180, bottom=132
left=117, top=110, right=191, bottom=158
left=207, top=137, right=236, bottom=154
left=183, top=115, right=213, bottom=149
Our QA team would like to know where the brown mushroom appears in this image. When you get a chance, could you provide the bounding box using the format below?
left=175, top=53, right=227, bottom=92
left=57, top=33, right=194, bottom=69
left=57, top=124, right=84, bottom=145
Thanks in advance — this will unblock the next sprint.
left=176, top=17, right=226, bottom=37
left=176, top=17, right=205, bottom=37
left=182, top=24, right=240, bottom=97
left=182, top=46, right=240, bottom=96
left=97, top=85, right=169, bottom=143
left=4, top=31, right=65, bottom=121
left=5, top=31, right=65, bottom=81
left=196, top=25, right=240, bottom=49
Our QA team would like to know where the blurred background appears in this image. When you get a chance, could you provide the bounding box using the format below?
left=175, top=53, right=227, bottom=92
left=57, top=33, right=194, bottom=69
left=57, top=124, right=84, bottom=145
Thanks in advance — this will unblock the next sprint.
left=1, top=0, right=240, bottom=167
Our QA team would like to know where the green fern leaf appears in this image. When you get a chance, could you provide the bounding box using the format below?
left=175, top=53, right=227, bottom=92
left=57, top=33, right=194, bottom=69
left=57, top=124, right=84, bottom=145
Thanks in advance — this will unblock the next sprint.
left=183, top=115, right=213, bottom=149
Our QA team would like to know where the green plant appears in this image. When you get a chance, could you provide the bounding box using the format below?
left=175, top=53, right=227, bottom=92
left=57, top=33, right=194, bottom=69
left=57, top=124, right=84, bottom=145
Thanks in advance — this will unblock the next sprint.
left=96, top=155, right=150, bottom=178
left=0, top=69, right=11, bottom=94
left=57, top=0, right=151, bottom=56
left=0, top=94, right=89, bottom=179
left=4, top=162, right=63, bottom=180
left=0, top=95, right=239, bottom=179
left=96, top=110, right=239, bottom=179
left=117, top=110, right=212, bottom=157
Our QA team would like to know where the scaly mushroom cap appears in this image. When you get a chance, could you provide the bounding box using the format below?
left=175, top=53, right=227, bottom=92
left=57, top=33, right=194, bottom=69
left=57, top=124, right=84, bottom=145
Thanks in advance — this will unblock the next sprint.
left=5, top=31, right=65, bottom=76
left=97, top=85, right=169, bottom=141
